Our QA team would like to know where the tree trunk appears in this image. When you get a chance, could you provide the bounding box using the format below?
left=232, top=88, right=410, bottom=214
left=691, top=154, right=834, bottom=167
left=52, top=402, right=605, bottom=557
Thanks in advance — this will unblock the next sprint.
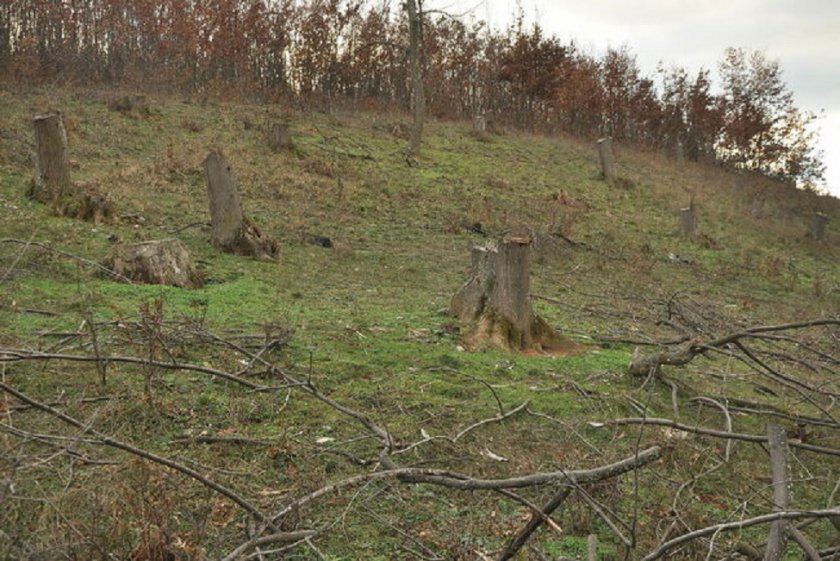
left=405, top=0, right=425, bottom=157
left=268, top=122, right=293, bottom=152
left=451, top=229, right=582, bottom=354
left=106, top=239, right=203, bottom=288
left=810, top=212, right=828, bottom=241
left=203, top=149, right=279, bottom=260
left=680, top=206, right=697, bottom=240
left=597, top=137, right=616, bottom=184
left=29, top=112, right=72, bottom=204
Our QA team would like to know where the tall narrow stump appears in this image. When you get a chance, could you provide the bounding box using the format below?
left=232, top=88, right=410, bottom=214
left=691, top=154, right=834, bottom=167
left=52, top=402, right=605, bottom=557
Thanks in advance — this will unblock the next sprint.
left=268, top=123, right=293, bottom=152
left=597, top=137, right=616, bottom=184
left=680, top=206, right=697, bottom=240
left=450, top=229, right=581, bottom=354
left=810, top=212, right=828, bottom=241
left=764, top=423, right=790, bottom=561
left=29, top=113, right=72, bottom=203
left=203, top=149, right=279, bottom=260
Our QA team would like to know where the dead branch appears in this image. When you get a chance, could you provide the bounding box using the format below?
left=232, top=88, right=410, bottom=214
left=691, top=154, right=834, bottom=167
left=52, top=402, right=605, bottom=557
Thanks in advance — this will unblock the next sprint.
left=639, top=508, right=840, bottom=561
left=0, top=238, right=133, bottom=283
left=0, top=348, right=267, bottom=390
left=628, top=318, right=839, bottom=378
left=226, top=448, right=661, bottom=561
left=0, top=381, right=271, bottom=525
left=600, top=417, right=840, bottom=457
left=497, top=487, right=573, bottom=561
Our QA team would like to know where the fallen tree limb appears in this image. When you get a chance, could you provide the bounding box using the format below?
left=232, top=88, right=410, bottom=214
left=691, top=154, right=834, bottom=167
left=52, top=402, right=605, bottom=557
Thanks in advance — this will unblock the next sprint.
left=225, top=447, right=661, bottom=561
left=0, top=381, right=271, bottom=525
left=0, top=348, right=266, bottom=390
left=600, top=417, right=840, bottom=457
left=639, top=508, right=840, bottom=561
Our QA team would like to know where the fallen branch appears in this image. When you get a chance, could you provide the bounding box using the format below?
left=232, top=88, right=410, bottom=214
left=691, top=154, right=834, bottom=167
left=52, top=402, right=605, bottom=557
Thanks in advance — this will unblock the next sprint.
left=0, top=381, right=270, bottom=525
left=600, top=417, right=840, bottom=457
left=639, top=508, right=840, bottom=561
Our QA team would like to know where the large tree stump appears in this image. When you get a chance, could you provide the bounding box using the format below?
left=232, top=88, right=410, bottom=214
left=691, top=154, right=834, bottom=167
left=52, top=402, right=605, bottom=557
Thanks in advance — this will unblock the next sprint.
left=597, top=136, right=616, bottom=184
left=450, top=229, right=581, bottom=353
left=203, top=149, right=279, bottom=260
left=28, top=112, right=72, bottom=204
left=106, top=239, right=203, bottom=288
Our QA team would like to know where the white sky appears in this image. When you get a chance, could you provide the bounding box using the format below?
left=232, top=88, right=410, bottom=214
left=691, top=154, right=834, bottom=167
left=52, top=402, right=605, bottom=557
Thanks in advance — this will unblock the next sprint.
left=447, top=0, right=840, bottom=197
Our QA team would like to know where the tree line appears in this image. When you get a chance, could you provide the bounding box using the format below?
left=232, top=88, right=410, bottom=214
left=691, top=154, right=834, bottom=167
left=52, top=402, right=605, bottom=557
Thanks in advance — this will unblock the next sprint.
left=0, top=0, right=824, bottom=185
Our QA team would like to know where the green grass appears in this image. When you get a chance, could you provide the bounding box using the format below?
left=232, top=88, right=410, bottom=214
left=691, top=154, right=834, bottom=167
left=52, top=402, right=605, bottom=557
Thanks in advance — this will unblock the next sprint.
left=1, top=85, right=838, bottom=560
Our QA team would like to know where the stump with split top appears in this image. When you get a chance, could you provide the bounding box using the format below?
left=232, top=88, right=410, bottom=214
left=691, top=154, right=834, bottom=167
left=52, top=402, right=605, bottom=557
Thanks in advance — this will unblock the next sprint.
left=450, top=228, right=582, bottom=354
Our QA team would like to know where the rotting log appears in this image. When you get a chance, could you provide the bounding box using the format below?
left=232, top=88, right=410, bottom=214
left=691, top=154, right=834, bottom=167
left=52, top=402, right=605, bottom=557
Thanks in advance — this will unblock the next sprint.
left=203, top=149, right=279, bottom=260
left=597, top=136, right=616, bottom=184
left=451, top=228, right=582, bottom=354
left=106, top=239, right=203, bottom=288
left=28, top=112, right=72, bottom=204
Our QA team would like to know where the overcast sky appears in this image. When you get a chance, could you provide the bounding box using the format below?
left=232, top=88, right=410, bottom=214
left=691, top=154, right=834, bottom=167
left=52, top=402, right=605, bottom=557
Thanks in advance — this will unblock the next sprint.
left=449, top=0, right=840, bottom=197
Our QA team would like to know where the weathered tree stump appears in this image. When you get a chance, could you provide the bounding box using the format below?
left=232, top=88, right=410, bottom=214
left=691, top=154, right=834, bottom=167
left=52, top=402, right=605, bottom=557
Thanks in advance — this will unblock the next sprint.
left=810, top=212, right=828, bottom=241
left=472, top=113, right=488, bottom=140
left=680, top=206, right=697, bottom=240
left=28, top=112, right=72, bottom=204
left=764, top=423, right=790, bottom=561
left=450, top=229, right=581, bottom=353
left=106, top=239, right=203, bottom=288
left=268, top=122, right=293, bottom=152
left=203, top=149, right=279, bottom=260
left=597, top=136, right=616, bottom=184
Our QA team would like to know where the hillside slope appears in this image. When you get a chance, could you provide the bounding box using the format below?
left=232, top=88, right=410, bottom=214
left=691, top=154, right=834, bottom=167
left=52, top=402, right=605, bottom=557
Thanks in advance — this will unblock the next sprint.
left=1, top=87, right=838, bottom=560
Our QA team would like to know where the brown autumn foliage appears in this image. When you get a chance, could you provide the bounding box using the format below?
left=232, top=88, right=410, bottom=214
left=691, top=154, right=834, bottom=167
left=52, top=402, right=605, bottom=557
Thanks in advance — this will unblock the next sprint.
left=0, top=0, right=824, bottom=186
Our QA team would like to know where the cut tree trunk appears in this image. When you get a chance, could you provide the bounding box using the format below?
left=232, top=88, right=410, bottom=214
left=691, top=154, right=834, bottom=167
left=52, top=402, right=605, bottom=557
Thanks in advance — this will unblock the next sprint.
left=680, top=206, right=697, bottom=240
left=810, top=212, right=828, bottom=241
left=450, top=229, right=582, bottom=354
left=203, top=149, right=279, bottom=260
left=28, top=112, right=72, bottom=204
left=597, top=137, right=616, bottom=184
left=268, top=122, right=293, bottom=152
left=106, top=239, right=203, bottom=288
left=405, top=0, right=425, bottom=157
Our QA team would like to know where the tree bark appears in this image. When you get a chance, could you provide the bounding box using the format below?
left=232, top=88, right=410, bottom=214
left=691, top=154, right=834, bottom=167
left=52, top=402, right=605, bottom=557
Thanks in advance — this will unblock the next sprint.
left=203, top=149, right=279, bottom=260
left=451, top=229, right=582, bottom=354
left=597, top=137, right=616, bottom=184
left=29, top=112, right=72, bottom=204
left=106, top=239, right=203, bottom=288
left=405, top=0, right=425, bottom=157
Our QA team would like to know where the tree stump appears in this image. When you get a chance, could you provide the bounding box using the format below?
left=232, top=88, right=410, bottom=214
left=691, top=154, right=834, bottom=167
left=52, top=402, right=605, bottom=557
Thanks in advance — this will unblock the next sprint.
left=597, top=137, right=616, bottom=184
left=450, top=229, right=582, bottom=353
left=28, top=112, right=72, bottom=204
left=472, top=113, right=488, bottom=140
left=106, top=239, right=203, bottom=288
left=203, top=149, right=279, bottom=260
left=680, top=206, right=697, bottom=240
left=810, top=212, right=828, bottom=241
left=268, top=122, right=293, bottom=152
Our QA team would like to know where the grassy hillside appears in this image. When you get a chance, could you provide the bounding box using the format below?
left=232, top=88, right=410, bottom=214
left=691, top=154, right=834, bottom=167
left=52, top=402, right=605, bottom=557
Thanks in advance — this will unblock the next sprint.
left=1, top=86, right=838, bottom=560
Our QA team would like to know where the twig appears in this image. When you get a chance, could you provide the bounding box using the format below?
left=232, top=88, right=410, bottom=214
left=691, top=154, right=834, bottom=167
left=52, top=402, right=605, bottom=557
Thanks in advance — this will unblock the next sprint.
left=0, top=238, right=133, bottom=283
